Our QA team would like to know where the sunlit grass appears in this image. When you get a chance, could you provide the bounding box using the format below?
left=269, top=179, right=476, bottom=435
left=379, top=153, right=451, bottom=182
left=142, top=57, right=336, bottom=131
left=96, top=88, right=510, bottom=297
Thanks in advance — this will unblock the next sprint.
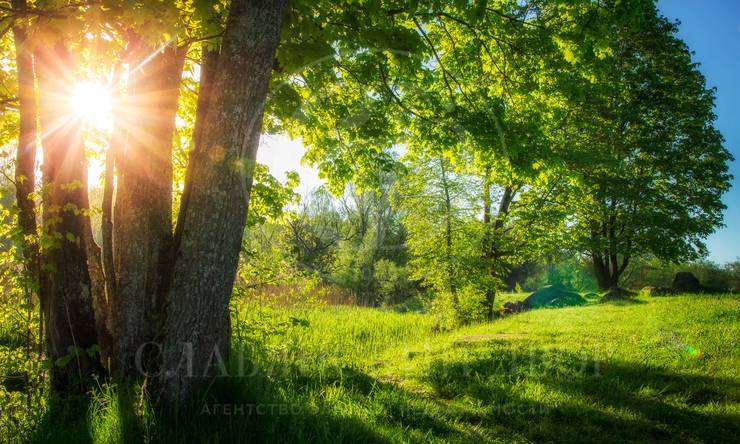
left=8, top=293, right=740, bottom=443
left=210, top=294, right=740, bottom=442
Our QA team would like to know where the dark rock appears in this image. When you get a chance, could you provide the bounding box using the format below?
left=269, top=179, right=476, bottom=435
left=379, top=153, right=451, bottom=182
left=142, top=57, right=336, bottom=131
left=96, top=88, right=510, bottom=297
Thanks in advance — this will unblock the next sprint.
left=672, top=272, right=702, bottom=293
left=523, top=285, right=586, bottom=308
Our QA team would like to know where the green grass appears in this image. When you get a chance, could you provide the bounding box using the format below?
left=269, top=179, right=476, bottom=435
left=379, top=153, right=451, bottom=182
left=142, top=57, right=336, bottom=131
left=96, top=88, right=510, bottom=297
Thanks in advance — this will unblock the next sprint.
left=7, top=294, right=740, bottom=443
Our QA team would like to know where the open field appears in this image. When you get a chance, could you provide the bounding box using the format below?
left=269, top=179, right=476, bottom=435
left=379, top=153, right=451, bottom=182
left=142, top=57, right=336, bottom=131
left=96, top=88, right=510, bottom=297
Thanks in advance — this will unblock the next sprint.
left=7, top=293, right=736, bottom=443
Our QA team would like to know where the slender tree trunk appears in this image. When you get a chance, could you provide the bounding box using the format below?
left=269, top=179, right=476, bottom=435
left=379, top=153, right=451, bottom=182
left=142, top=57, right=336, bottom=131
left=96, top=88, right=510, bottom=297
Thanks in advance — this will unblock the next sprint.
left=109, top=42, right=186, bottom=378
left=494, top=187, right=514, bottom=230
left=482, top=178, right=515, bottom=319
left=482, top=172, right=492, bottom=227
left=616, top=255, right=630, bottom=287
left=482, top=170, right=495, bottom=319
left=36, top=43, right=102, bottom=391
left=439, top=158, right=455, bottom=300
left=608, top=216, right=619, bottom=287
left=158, top=0, right=287, bottom=403
left=100, top=109, right=117, bottom=337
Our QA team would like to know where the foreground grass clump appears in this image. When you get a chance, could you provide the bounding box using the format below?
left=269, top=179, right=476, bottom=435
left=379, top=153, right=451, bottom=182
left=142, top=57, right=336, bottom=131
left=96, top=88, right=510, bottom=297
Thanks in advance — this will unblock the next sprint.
left=7, top=294, right=740, bottom=443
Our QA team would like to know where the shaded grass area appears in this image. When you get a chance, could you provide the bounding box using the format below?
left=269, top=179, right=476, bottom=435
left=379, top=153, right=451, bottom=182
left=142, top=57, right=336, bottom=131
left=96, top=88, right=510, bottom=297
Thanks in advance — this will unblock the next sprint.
left=12, top=294, right=740, bottom=443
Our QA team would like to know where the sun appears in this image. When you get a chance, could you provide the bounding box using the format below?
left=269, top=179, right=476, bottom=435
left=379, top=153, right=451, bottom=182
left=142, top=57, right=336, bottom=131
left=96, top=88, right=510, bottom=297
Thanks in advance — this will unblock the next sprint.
left=70, top=81, right=113, bottom=131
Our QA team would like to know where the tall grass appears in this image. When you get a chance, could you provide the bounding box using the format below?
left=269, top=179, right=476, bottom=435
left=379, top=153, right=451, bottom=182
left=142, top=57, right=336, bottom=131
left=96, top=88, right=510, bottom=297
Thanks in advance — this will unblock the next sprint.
left=3, top=293, right=739, bottom=443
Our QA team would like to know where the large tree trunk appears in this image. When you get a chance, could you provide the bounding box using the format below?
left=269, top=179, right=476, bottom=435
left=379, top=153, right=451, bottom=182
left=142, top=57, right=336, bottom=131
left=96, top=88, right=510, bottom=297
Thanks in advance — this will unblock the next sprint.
left=591, top=252, right=628, bottom=291
left=592, top=253, right=612, bottom=291
left=36, top=43, right=102, bottom=391
left=110, top=42, right=186, bottom=378
left=158, top=0, right=287, bottom=402
left=590, top=216, right=631, bottom=292
left=12, top=0, right=42, bottom=306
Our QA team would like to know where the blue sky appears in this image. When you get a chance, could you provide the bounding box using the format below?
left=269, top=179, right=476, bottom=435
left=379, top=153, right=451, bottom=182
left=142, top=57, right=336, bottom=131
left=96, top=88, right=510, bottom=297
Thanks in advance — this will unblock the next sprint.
left=259, top=1, right=739, bottom=264
left=658, top=0, right=740, bottom=263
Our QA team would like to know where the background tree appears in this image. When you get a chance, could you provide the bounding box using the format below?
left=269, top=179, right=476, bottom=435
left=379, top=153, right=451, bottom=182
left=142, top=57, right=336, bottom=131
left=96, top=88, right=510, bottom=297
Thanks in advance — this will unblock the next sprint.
left=331, top=172, right=409, bottom=305
left=551, top=2, right=733, bottom=291
left=286, top=187, right=342, bottom=277
left=396, top=153, right=489, bottom=318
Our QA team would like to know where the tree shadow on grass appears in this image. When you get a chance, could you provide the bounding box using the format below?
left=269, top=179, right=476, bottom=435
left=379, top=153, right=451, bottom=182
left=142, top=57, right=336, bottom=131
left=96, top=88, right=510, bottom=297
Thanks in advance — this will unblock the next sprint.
left=29, top=357, right=392, bottom=443
left=151, top=359, right=505, bottom=443
left=421, top=344, right=740, bottom=443
left=30, top=340, right=738, bottom=443
left=145, top=371, right=392, bottom=444
left=309, top=366, right=480, bottom=440
left=598, top=298, right=647, bottom=305
left=143, top=341, right=738, bottom=443
left=31, top=392, right=94, bottom=444
left=29, top=380, right=152, bottom=444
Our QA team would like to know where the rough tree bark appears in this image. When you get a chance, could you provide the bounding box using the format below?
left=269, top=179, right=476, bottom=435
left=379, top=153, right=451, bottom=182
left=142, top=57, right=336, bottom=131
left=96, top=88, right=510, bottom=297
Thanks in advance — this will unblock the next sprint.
left=35, top=43, right=102, bottom=391
left=12, top=0, right=42, bottom=306
left=172, top=47, right=219, bottom=255
left=590, top=221, right=630, bottom=292
left=110, top=41, right=186, bottom=377
left=591, top=253, right=630, bottom=291
left=158, top=0, right=287, bottom=402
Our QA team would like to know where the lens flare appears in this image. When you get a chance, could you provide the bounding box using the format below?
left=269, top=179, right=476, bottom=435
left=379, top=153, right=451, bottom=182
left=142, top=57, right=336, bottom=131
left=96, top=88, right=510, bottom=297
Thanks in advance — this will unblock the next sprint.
left=70, top=81, right=113, bottom=130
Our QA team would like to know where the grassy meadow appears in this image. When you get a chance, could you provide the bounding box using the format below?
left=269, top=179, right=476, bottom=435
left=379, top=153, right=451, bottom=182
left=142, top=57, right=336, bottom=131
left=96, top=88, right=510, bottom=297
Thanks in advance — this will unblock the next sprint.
left=2, top=293, right=739, bottom=443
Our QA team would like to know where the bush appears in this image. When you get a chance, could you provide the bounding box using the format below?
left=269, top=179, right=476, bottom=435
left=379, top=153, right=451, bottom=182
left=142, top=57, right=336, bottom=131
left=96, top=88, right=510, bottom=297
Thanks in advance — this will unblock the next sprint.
left=455, top=284, right=489, bottom=323
left=429, top=292, right=459, bottom=331
left=429, top=284, right=489, bottom=329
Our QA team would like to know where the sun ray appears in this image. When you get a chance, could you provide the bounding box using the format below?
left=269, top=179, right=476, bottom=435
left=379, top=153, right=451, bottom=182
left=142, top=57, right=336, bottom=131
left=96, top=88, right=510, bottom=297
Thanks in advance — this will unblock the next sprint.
left=69, top=81, right=114, bottom=131
left=128, top=38, right=177, bottom=76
